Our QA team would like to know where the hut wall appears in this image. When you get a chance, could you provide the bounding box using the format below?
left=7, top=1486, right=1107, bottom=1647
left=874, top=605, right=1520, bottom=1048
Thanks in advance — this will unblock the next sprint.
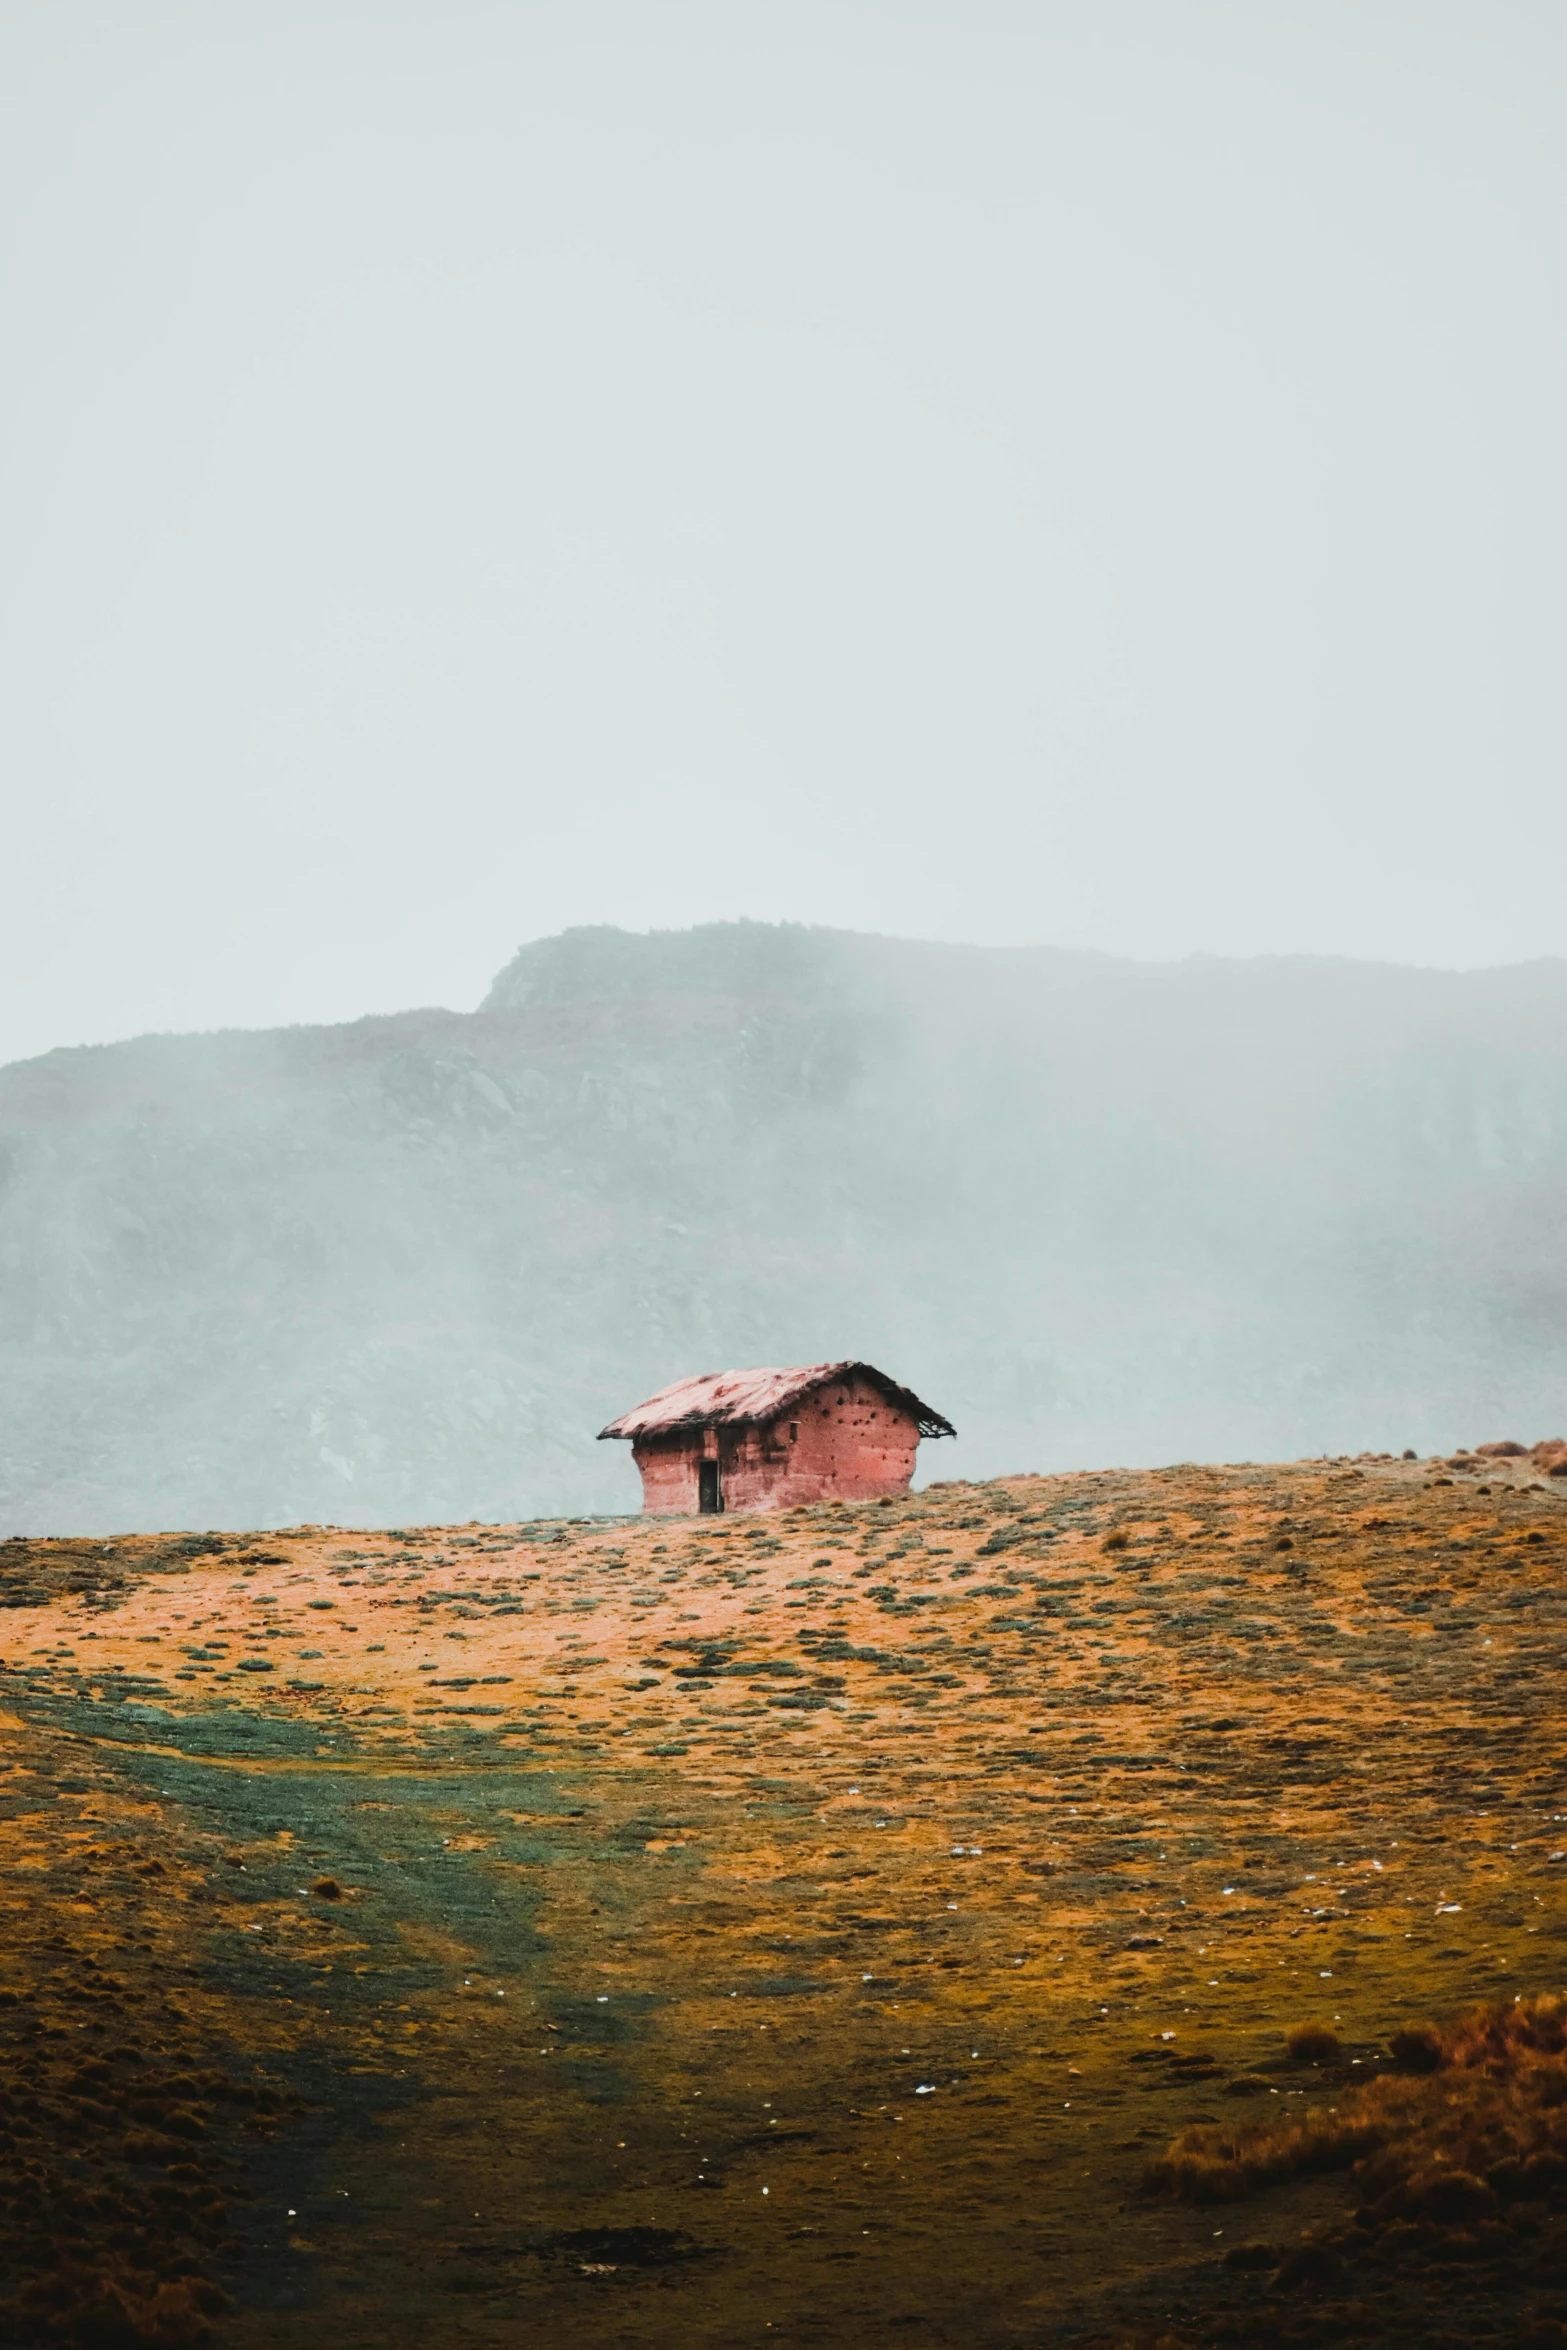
left=631, top=1431, right=708, bottom=1514
left=631, top=1371, right=920, bottom=1513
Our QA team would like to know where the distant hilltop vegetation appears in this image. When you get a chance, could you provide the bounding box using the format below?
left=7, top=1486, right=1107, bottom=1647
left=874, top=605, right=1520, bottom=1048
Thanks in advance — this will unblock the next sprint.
left=2, top=923, right=1566, bottom=1533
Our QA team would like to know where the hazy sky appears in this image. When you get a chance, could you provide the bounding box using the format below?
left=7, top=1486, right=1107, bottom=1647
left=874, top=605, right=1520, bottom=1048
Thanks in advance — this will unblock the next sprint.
left=4, top=0, right=1564, bottom=1071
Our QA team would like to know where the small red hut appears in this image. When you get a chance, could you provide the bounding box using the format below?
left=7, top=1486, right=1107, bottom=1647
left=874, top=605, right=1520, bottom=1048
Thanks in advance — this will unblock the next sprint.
left=598, top=1362, right=956, bottom=1515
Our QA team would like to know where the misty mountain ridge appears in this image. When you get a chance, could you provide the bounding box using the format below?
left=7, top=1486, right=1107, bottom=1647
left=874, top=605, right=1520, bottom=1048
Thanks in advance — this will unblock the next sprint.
left=2, top=922, right=1565, bottom=1533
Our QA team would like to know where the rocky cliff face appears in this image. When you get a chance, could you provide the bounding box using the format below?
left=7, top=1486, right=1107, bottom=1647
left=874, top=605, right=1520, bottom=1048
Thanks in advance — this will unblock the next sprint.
left=2, top=923, right=1565, bottom=1532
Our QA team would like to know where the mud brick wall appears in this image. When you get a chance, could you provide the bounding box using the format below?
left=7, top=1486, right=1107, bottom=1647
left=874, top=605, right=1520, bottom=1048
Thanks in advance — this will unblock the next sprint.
left=631, top=1372, right=921, bottom=1513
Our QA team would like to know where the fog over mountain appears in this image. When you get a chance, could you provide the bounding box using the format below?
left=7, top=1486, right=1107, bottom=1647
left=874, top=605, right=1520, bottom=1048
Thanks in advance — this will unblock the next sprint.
left=2, top=922, right=1564, bottom=1534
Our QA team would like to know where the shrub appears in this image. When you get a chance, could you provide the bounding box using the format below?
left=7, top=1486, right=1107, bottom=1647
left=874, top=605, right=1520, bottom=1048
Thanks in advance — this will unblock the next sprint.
left=1492, top=2152, right=1567, bottom=2202
left=1101, top=1529, right=1130, bottom=1552
left=1143, top=1993, right=1567, bottom=2212
left=1388, top=2023, right=1443, bottom=2074
left=1285, top=2020, right=1344, bottom=2065
left=1141, top=2103, right=1380, bottom=2203
left=1273, top=2237, right=1348, bottom=2292
left=1404, top=2166, right=1497, bottom=2224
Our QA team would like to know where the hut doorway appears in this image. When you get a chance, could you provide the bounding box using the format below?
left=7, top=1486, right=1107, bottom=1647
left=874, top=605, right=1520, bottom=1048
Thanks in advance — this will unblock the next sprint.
left=698, top=1460, right=723, bottom=1514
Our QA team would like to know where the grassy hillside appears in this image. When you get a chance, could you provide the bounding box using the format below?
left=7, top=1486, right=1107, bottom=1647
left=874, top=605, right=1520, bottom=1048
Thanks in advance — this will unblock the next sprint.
left=3, top=1453, right=1566, bottom=2346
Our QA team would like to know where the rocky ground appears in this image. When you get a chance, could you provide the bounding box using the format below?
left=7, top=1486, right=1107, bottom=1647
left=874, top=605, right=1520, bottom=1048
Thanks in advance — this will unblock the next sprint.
left=3, top=1450, right=1567, bottom=2347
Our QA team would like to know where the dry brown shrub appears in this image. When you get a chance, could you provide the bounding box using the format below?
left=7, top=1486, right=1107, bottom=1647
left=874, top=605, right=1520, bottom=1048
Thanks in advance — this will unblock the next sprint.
left=1272, top=2236, right=1349, bottom=2292
left=1141, top=2101, right=1381, bottom=2202
left=1220, top=2240, right=1274, bottom=2270
left=1144, top=1993, right=1567, bottom=2210
left=1388, top=2022, right=1443, bottom=2073
left=1285, top=2019, right=1343, bottom=2065
left=13, top=2261, right=227, bottom=2347
left=1441, top=1988, right=1567, bottom=2066
left=1101, top=1529, right=1130, bottom=1552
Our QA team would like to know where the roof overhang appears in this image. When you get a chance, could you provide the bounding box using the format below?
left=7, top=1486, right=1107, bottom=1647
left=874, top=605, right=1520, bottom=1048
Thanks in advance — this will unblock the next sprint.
left=599, top=1361, right=956, bottom=1443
